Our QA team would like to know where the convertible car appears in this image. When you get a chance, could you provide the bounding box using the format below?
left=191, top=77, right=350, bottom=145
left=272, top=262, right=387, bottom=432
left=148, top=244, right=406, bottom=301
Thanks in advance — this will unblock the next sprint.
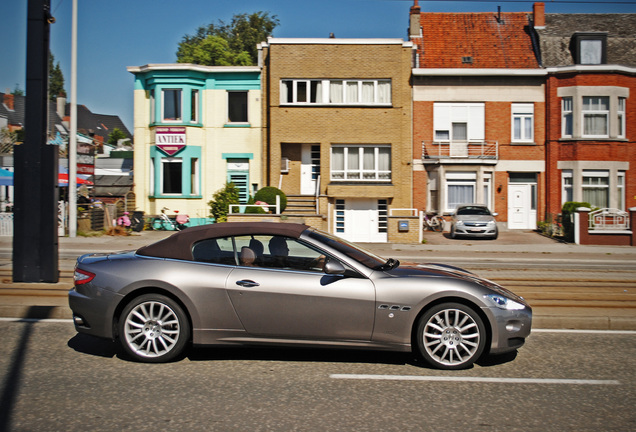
left=69, top=222, right=532, bottom=369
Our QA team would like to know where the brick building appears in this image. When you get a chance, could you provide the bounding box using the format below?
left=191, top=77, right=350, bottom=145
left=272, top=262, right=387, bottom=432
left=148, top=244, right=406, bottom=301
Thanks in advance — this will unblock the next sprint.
left=259, top=38, right=414, bottom=242
left=409, top=1, right=546, bottom=229
left=537, top=8, right=636, bottom=218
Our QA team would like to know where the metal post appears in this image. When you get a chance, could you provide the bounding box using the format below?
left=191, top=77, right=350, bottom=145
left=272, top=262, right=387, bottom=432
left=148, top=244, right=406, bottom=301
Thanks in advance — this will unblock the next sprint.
left=68, top=0, right=78, bottom=237
left=13, top=0, right=59, bottom=282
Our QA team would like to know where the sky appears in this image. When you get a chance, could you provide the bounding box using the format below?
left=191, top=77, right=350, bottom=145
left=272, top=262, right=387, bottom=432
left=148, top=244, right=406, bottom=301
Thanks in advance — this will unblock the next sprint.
left=1, top=0, right=635, bottom=132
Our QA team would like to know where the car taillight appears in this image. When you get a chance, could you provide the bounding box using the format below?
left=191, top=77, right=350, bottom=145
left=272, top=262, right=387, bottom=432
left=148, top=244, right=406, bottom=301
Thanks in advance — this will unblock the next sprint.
left=74, top=268, right=95, bottom=285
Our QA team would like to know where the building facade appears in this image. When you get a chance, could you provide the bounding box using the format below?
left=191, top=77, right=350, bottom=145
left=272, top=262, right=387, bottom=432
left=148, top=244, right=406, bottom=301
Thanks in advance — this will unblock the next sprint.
left=537, top=9, right=636, bottom=218
left=128, top=64, right=263, bottom=224
left=409, top=2, right=546, bottom=229
left=259, top=38, right=414, bottom=242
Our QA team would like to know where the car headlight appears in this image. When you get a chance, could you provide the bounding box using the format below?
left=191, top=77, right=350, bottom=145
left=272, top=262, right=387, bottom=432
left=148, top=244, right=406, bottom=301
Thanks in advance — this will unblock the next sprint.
left=484, top=294, right=526, bottom=310
left=456, top=220, right=464, bottom=226
left=487, top=220, right=496, bottom=226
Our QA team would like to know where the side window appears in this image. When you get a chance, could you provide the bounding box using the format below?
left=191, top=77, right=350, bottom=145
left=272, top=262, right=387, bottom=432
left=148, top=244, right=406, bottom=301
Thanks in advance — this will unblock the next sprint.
left=192, top=237, right=236, bottom=265
left=235, top=235, right=327, bottom=272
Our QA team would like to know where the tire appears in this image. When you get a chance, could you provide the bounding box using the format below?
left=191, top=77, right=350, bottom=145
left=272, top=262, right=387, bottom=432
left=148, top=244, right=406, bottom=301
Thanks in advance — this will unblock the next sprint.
left=118, top=294, right=190, bottom=363
left=431, top=216, right=445, bottom=232
left=415, top=302, right=486, bottom=370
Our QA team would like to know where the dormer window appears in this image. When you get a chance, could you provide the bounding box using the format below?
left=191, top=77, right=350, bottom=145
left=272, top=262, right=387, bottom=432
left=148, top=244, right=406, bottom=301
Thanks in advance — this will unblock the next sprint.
left=572, top=33, right=607, bottom=65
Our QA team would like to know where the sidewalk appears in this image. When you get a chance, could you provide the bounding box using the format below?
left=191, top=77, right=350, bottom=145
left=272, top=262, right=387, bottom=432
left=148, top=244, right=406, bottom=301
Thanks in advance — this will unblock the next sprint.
left=1, top=229, right=635, bottom=329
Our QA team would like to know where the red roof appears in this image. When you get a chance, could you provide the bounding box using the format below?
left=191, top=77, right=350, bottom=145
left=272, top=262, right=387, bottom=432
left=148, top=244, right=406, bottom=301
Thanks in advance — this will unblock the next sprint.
left=413, top=12, right=540, bottom=69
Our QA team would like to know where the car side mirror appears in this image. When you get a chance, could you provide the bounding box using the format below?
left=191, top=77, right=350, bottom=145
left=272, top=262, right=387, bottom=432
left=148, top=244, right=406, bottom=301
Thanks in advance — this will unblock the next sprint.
left=492, top=212, right=499, bottom=217
left=324, top=259, right=346, bottom=275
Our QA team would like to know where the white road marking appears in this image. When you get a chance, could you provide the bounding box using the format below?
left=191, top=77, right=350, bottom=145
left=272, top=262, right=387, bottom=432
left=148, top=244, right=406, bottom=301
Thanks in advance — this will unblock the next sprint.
left=330, top=374, right=620, bottom=385
left=532, top=329, right=636, bottom=335
left=0, top=318, right=73, bottom=323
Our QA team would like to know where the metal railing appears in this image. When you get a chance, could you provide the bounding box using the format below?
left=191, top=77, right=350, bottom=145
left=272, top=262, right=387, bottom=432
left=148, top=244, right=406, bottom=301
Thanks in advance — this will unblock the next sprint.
left=422, top=140, right=498, bottom=160
left=588, top=208, right=630, bottom=231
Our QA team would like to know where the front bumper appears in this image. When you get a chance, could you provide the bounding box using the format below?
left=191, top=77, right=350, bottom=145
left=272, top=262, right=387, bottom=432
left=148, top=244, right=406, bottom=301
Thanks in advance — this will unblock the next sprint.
left=486, top=304, right=533, bottom=355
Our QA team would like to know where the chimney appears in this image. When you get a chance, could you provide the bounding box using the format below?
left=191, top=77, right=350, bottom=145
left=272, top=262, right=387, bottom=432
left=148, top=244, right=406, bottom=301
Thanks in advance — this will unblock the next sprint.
left=409, top=0, right=421, bottom=38
left=533, top=2, right=545, bottom=28
left=56, top=95, right=66, bottom=119
left=3, top=93, right=15, bottom=111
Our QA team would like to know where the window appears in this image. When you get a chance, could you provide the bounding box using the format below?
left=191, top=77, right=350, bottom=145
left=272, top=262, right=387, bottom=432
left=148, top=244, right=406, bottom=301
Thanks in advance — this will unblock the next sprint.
left=582, top=170, right=609, bottom=208
left=446, top=172, right=476, bottom=212
left=281, top=79, right=391, bottom=106
left=150, top=90, right=155, bottom=124
left=331, top=145, right=391, bottom=181
left=618, top=171, right=625, bottom=210
left=151, top=146, right=201, bottom=197
left=228, top=91, right=248, bottom=123
left=227, top=158, right=250, bottom=203
left=573, top=33, right=607, bottom=65
left=162, top=89, right=182, bottom=122
left=582, top=96, right=609, bottom=137
left=562, top=170, right=573, bottom=204
left=618, top=97, right=626, bottom=138
left=161, top=158, right=182, bottom=194
left=190, top=89, right=199, bottom=123
left=335, top=200, right=345, bottom=233
left=512, top=103, right=534, bottom=142
left=562, top=97, right=573, bottom=138
left=194, top=235, right=330, bottom=272
left=434, top=103, right=485, bottom=142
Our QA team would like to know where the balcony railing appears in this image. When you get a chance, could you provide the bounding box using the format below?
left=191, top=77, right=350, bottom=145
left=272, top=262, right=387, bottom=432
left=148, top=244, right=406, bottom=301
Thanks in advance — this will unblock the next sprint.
left=422, top=140, right=498, bottom=160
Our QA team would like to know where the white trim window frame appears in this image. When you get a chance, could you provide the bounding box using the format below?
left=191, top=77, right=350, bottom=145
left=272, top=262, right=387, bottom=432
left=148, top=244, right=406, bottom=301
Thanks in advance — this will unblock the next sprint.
left=511, top=103, right=534, bottom=143
left=618, top=97, right=626, bottom=138
left=582, top=170, right=609, bottom=208
left=582, top=96, right=610, bottom=138
left=160, top=158, right=183, bottom=195
left=562, top=97, right=573, bottom=138
left=162, top=88, right=183, bottom=123
left=433, top=102, right=485, bottom=143
left=281, top=79, right=391, bottom=106
left=561, top=170, right=573, bottom=205
left=445, top=172, right=477, bottom=213
left=330, top=145, right=391, bottom=182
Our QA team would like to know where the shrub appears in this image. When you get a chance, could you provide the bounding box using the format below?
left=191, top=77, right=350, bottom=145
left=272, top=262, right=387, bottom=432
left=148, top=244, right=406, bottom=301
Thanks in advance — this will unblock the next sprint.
left=208, top=182, right=240, bottom=223
left=244, top=196, right=267, bottom=214
left=253, top=186, right=287, bottom=213
left=561, top=201, right=591, bottom=242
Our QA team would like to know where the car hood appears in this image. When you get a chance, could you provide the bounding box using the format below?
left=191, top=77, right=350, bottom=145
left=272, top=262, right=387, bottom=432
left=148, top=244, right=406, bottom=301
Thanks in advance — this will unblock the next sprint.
left=387, top=262, right=476, bottom=280
left=455, top=215, right=494, bottom=223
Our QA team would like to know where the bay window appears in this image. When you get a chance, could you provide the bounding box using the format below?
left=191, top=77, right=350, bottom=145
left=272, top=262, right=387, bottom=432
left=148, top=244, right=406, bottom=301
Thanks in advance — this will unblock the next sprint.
left=162, top=89, right=182, bottom=122
left=582, top=170, right=609, bottom=208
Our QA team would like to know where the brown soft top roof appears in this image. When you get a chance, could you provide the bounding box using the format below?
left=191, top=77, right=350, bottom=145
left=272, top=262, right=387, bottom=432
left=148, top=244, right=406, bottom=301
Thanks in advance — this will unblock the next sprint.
left=137, top=221, right=310, bottom=261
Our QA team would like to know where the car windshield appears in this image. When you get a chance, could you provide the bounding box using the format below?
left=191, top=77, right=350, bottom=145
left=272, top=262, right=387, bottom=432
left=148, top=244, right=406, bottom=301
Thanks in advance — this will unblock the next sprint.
left=457, top=206, right=491, bottom=216
left=306, top=228, right=389, bottom=270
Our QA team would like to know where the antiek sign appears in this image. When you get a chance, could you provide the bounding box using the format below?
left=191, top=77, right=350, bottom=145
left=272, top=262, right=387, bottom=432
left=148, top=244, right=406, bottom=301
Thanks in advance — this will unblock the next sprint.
left=155, top=127, right=186, bottom=156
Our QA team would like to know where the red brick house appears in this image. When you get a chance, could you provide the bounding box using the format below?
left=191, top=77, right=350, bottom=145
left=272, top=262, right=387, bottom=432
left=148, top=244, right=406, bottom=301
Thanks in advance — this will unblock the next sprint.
left=409, top=1, right=546, bottom=229
left=537, top=7, right=636, bottom=218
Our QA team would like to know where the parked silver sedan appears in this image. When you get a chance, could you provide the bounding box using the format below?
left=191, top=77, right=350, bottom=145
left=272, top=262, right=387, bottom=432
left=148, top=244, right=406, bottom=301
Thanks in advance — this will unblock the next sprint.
left=450, top=204, right=499, bottom=240
left=69, top=222, right=530, bottom=369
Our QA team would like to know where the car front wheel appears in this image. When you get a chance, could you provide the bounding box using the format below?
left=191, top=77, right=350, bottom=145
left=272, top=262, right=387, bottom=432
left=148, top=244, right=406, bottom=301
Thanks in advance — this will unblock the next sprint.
left=118, top=294, right=190, bottom=363
left=415, top=302, right=486, bottom=369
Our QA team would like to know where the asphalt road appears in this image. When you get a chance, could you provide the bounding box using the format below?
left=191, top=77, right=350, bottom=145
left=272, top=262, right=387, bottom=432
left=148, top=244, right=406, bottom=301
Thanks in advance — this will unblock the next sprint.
left=1, top=319, right=634, bottom=431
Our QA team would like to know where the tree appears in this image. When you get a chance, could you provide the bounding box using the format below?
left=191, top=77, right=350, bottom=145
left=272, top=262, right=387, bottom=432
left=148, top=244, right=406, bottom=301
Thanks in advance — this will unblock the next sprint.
left=208, top=182, right=240, bottom=223
left=107, top=128, right=129, bottom=146
left=49, top=53, right=66, bottom=101
left=176, top=11, right=279, bottom=66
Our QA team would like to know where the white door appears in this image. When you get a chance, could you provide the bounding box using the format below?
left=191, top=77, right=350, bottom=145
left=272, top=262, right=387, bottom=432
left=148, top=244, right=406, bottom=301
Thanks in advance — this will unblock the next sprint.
left=508, top=184, right=536, bottom=229
left=300, top=144, right=320, bottom=195
left=341, top=199, right=387, bottom=243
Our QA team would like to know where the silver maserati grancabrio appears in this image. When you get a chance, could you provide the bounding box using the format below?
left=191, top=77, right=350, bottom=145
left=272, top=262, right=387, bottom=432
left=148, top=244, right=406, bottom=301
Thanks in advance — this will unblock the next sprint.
left=69, top=222, right=531, bottom=369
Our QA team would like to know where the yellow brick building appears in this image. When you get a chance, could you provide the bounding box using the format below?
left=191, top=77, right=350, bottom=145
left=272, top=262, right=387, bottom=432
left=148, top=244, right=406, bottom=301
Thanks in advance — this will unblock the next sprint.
left=259, top=38, right=414, bottom=242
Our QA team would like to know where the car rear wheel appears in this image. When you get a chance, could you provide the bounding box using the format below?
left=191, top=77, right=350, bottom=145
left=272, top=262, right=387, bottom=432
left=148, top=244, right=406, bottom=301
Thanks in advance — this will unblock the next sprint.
left=119, top=294, right=190, bottom=363
left=415, top=303, right=486, bottom=370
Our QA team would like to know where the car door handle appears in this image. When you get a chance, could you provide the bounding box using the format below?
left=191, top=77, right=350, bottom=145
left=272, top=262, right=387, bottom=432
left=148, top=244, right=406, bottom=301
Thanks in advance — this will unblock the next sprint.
left=236, top=279, right=259, bottom=288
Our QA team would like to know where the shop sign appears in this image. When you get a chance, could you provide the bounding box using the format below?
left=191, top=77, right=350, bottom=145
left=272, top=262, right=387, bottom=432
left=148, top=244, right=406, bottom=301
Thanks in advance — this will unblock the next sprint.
left=155, top=127, right=186, bottom=156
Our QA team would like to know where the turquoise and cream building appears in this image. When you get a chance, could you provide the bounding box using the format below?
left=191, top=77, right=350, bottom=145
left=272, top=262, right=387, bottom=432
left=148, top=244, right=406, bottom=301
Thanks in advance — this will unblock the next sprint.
left=127, top=64, right=262, bottom=225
